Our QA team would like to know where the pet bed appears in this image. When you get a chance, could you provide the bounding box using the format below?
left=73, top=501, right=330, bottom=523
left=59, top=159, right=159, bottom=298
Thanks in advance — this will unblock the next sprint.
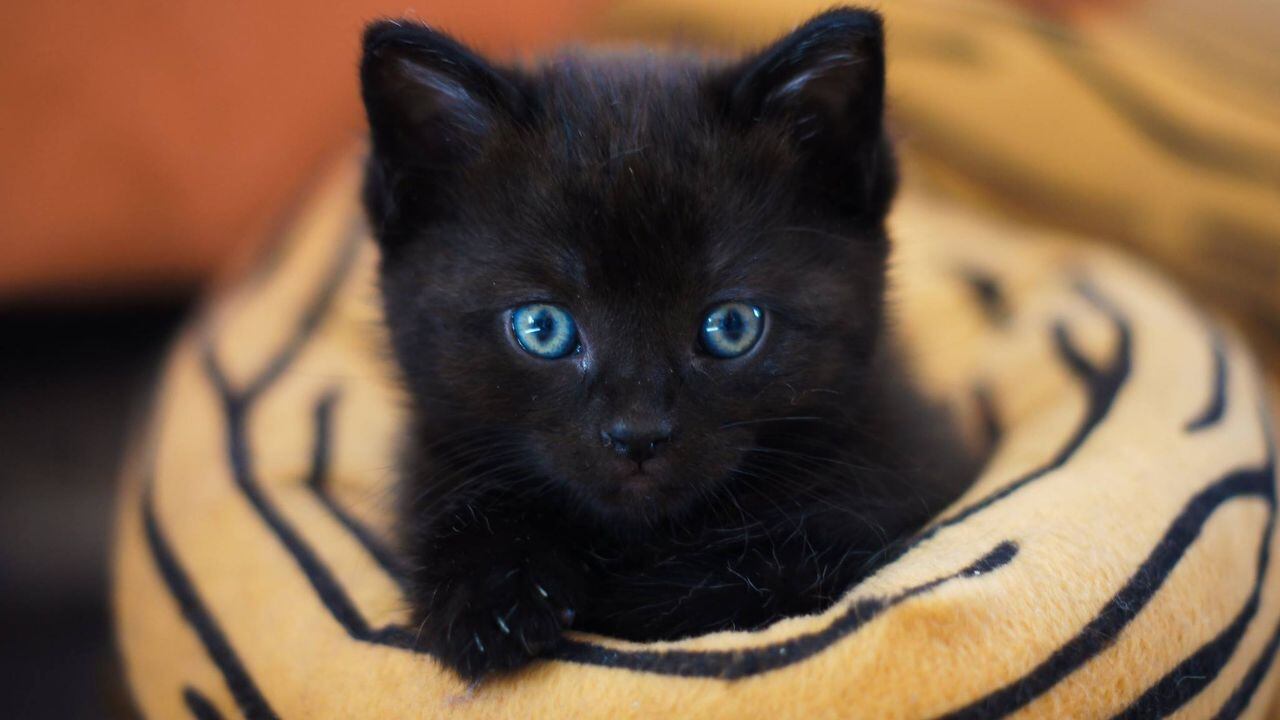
left=113, top=156, right=1280, bottom=718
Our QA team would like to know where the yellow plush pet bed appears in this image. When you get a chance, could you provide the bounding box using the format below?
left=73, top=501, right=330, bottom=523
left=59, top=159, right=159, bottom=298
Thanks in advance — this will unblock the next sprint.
left=113, top=154, right=1280, bottom=718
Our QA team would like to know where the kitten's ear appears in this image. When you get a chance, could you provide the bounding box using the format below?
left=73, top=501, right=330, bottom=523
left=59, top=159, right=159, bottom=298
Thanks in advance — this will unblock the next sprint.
left=360, top=21, right=529, bottom=229
left=714, top=8, right=894, bottom=217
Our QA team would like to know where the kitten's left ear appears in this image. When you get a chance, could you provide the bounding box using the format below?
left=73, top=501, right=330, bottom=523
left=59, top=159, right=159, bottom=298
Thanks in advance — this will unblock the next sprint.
left=360, top=21, right=531, bottom=237
left=713, top=8, right=894, bottom=218
left=361, top=21, right=529, bottom=168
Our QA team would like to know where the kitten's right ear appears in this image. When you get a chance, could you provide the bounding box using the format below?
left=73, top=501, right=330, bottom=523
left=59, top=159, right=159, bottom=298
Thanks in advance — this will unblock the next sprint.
left=360, top=21, right=529, bottom=226
left=712, top=8, right=894, bottom=219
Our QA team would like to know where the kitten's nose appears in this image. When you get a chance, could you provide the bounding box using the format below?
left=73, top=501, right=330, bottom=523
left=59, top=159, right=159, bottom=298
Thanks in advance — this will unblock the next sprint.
left=601, top=420, right=672, bottom=465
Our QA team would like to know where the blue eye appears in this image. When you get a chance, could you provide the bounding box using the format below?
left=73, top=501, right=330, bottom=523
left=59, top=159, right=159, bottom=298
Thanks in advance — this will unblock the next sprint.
left=700, top=302, right=764, bottom=358
left=511, top=304, right=579, bottom=359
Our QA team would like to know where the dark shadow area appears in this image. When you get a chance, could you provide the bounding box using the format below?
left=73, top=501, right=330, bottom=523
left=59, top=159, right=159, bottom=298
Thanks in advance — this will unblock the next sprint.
left=0, top=299, right=190, bottom=719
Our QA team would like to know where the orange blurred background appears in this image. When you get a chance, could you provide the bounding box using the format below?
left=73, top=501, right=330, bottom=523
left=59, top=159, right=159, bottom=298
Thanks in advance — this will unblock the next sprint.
left=0, top=0, right=1179, bottom=302
left=0, top=0, right=606, bottom=300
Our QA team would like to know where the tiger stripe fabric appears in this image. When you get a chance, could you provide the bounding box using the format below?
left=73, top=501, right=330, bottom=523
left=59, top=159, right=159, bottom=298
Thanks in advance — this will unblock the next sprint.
left=112, top=154, right=1280, bottom=718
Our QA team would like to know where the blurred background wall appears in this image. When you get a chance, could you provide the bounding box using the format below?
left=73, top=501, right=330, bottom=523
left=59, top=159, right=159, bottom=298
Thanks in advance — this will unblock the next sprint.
left=0, top=0, right=605, bottom=300
left=0, top=0, right=1275, bottom=717
left=1, top=0, right=1275, bottom=303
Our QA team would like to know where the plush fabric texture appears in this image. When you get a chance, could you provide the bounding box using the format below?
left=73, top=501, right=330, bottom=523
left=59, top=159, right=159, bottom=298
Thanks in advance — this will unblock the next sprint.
left=111, top=154, right=1280, bottom=718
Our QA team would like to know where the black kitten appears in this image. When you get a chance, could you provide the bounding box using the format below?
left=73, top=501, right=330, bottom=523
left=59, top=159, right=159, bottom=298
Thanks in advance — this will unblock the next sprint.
left=360, top=8, right=977, bottom=681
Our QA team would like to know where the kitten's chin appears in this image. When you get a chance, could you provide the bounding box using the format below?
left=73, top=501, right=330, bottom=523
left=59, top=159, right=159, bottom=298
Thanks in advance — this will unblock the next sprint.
left=576, top=461, right=704, bottom=529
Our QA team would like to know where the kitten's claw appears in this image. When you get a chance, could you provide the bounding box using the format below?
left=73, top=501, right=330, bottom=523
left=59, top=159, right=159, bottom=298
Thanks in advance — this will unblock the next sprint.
left=417, top=558, right=582, bottom=681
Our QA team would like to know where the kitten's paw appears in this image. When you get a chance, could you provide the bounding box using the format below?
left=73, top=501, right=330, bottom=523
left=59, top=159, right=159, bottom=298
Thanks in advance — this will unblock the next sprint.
left=420, top=559, right=580, bottom=681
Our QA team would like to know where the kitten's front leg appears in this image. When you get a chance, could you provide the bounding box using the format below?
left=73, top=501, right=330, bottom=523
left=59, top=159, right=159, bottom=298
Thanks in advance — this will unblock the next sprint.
left=408, top=496, right=584, bottom=681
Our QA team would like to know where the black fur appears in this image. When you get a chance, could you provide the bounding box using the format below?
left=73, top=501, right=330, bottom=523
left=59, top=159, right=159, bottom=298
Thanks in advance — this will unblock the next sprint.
left=359, top=8, right=977, bottom=681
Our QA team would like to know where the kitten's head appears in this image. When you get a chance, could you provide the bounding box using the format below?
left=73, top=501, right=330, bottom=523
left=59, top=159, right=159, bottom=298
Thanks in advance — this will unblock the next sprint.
left=361, top=9, right=897, bottom=527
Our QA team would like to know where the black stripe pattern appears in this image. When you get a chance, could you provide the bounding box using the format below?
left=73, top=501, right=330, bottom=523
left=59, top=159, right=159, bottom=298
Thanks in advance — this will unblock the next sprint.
left=144, top=485, right=279, bottom=720
left=183, top=687, right=226, bottom=720
left=135, top=220, right=1280, bottom=718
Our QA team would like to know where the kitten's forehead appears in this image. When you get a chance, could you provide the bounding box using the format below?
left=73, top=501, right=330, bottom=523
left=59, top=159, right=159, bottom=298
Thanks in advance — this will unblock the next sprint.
left=437, top=50, right=846, bottom=315
left=535, top=51, right=712, bottom=143
left=508, top=54, right=795, bottom=291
